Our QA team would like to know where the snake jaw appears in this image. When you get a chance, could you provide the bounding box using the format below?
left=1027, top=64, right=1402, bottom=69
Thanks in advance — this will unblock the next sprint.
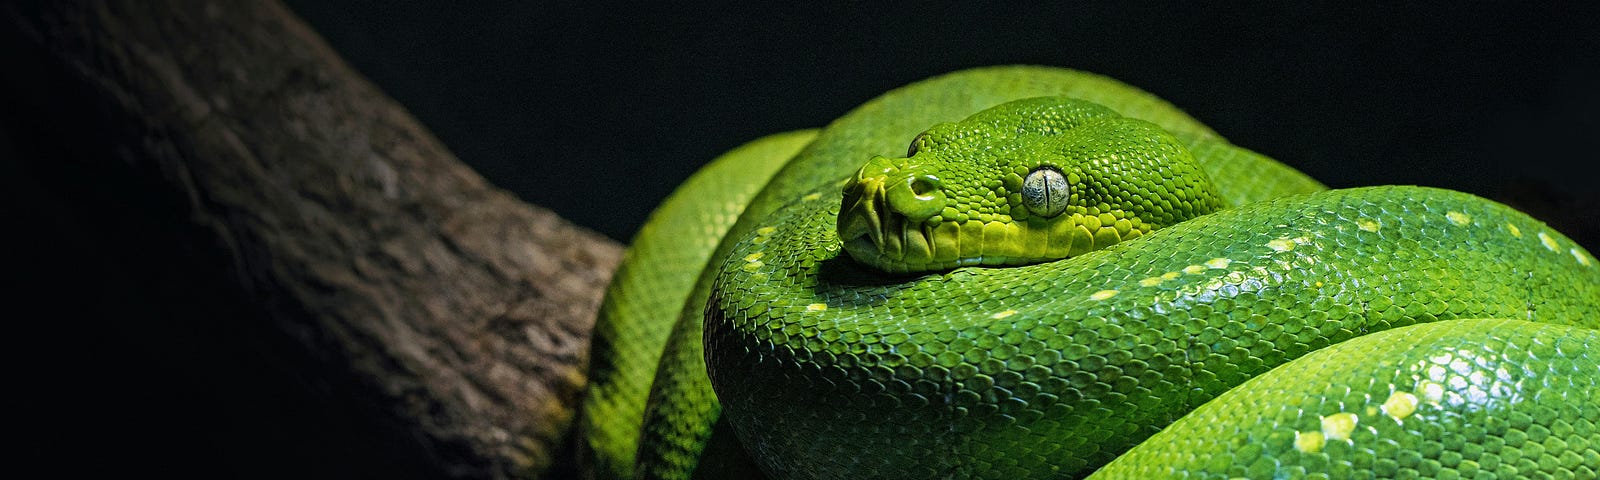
left=840, top=157, right=1059, bottom=273
left=842, top=188, right=1153, bottom=273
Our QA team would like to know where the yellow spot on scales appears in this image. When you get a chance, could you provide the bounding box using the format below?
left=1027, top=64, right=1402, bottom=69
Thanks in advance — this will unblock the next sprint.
left=1506, top=223, right=1522, bottom=238
left=1382, top=391, right=1419, bottom=421
left=1205, top=258, right=1232, bottom=269
left=1182, top=265, right=1206, bottom=275
left=1357, top=218, right=1381, bottom=232
left=806, top=303, right=828, bottom=312
left=752, top=226, right=777, bottom=245
left=1539, top=231, right=1560, bottom=252
left=1321, top=412, right=1358, bottom=442
left=1089, top=290, right=1119, bottom=301
left=1573, top=249, right=1593, bottom=267
left=742, top=252, right=765, bottom=271
left=991, top=309, right=1018, bottom=319
left=1138, top=277, right=1164, bottom=287
left=1161, top=272, right=1181, bottom=281
left=1446, top=211, right=1472, bottom=226
left=1295, top=430, right=1326, bottom=453
left=802, top=192, right=823, bottom=201
left=1268, top=236, right=1312, bottom=253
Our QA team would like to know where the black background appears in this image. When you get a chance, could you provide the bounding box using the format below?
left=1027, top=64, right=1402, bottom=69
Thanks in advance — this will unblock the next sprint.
left=9, top=2, right=1600, bottom=478
left=283, top=1, right=1599, bottom=248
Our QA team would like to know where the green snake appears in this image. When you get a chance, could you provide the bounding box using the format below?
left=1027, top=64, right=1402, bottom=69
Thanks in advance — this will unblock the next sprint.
left=578, top=66, right=1600, bottom=479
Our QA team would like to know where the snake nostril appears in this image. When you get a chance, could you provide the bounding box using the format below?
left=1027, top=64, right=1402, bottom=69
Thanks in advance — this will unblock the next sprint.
left=909, top=175, right=940, bottom=198
left=887, top=175, right=945, bottom=221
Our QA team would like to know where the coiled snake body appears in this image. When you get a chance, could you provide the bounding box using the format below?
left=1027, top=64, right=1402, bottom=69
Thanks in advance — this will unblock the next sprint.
left=579, top=66, right=1600, bottom=479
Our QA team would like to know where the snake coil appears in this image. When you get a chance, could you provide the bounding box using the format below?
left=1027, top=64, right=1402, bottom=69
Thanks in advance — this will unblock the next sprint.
left=580, top=66, right=1600, bottom=480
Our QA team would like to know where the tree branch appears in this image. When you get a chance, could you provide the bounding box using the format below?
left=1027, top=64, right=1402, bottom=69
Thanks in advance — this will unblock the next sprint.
left=2, top=1, right=617, bottom=477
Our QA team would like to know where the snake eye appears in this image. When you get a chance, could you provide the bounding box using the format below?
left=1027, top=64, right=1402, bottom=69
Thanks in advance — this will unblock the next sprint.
left=1022, top=167, right=1069, bottom=218
left=907, top=130, right=928, bottom=157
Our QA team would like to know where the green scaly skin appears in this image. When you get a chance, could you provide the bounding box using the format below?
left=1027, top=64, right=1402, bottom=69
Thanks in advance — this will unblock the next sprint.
left=579, top=66, right=1600, bottom=479
left=581, top=130, right=816, bottom=479
left=1088, top=319, right=1599, bottom=479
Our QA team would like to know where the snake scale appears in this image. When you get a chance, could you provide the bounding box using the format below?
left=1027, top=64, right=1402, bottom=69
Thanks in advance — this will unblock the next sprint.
left=578, top=66, right=1600, bottom=479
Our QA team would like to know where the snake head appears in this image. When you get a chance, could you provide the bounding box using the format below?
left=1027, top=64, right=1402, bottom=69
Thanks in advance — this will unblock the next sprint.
left=838, top=96, right=1225, bottom=274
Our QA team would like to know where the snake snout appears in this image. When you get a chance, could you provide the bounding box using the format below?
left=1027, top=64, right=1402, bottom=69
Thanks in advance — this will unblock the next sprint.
left=838, top=159, right=891, bottom=245
left=839, top=157, right=948, bottom=272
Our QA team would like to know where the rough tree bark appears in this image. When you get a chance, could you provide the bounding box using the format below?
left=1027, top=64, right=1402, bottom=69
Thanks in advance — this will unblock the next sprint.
left=3, top=1, right=617, bottom=478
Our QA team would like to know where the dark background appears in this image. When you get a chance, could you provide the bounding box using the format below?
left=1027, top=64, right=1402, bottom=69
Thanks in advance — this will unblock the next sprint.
left=283, top=1, right=1600, bottom=248
left=8, top=2, right=1599, bottom=478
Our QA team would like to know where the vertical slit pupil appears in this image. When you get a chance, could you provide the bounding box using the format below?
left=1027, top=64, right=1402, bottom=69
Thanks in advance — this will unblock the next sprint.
left=1024, top=167, right=1068, bottom=218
